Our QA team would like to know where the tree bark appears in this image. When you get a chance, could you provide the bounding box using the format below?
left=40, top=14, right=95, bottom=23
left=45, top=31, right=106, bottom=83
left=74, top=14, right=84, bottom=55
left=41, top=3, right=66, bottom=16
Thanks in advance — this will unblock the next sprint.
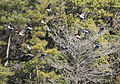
left=4, top=34, right=11, bottom=66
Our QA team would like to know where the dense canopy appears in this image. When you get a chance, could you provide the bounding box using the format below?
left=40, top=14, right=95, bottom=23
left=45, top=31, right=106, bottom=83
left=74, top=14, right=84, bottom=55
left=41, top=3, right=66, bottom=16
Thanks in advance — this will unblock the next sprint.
left=0, top=0, right=120, bottom=84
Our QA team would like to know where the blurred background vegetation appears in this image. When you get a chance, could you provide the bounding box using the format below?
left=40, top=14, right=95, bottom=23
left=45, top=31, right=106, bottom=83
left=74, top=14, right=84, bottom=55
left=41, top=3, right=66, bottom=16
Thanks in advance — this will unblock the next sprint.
left=0, top=0, right=120, bottom=84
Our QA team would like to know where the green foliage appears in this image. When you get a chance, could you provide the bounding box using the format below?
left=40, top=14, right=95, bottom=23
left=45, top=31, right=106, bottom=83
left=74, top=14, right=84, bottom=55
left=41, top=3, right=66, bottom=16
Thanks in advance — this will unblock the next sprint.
left=0, top=41, right=7, bottom=45
left=0, top=65, right=14, bottom=83
left=0, top=0, right=119, bottom=84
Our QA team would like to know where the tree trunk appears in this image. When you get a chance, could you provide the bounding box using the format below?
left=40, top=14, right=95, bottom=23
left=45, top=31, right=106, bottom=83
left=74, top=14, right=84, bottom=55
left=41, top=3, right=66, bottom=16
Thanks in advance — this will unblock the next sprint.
left=4, top=34, right=11, bottom=66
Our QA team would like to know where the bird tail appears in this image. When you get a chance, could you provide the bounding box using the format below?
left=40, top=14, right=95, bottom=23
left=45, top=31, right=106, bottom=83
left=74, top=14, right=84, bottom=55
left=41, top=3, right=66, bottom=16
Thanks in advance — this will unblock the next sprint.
left=93, top=47, right=97, bottom=51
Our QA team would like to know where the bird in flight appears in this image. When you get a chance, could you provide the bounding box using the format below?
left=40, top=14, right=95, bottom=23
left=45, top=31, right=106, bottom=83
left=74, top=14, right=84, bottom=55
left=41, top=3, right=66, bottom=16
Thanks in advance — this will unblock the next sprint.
left=98, top=27, right=106, bottom=34
left=46, top=3, right=52, bottom=12
left=5, top=23, right=14, bottom=30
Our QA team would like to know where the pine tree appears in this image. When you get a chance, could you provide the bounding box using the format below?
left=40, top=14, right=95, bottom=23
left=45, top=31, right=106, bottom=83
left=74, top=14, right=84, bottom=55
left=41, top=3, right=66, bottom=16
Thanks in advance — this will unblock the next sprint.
left=0, top=0, right=119, bottom=84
